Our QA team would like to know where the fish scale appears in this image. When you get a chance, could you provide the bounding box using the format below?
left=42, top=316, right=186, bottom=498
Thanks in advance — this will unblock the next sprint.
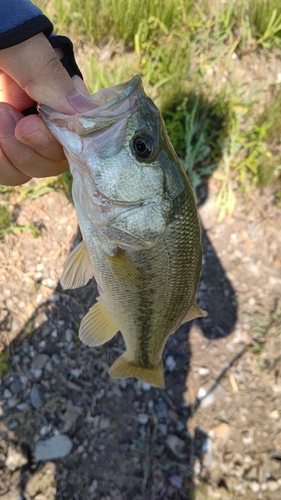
left=39, top=75, right=206, bottom=387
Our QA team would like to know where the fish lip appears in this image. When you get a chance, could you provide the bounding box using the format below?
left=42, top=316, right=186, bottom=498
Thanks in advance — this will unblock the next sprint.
left=37, top=75, right=143, bottom=127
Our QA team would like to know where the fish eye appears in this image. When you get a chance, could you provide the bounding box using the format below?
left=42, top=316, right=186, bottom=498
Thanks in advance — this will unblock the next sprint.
left=132, top=135, right=154, bottom=159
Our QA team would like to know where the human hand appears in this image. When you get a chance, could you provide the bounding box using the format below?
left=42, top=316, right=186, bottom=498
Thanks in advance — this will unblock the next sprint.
left=0, top=33, right=94, bottom=185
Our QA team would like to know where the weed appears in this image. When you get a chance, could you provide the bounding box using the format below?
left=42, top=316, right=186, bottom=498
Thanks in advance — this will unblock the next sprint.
left=0, top=351, right=10, bottom=377
left=0, top=205, right=12, bottom=232
left=249, top=301, right=281, bottom=339
left=33, top=0, right=281, bottom=216
left=123, top=425, right=178, bottom=491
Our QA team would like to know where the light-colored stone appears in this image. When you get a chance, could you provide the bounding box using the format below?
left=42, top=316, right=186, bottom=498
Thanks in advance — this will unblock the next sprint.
left=35, top=434, right=73, bottom=461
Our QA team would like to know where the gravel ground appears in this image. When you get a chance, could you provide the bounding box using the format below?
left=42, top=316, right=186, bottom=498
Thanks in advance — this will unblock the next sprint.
left=0, top=177, right=281, bottom=500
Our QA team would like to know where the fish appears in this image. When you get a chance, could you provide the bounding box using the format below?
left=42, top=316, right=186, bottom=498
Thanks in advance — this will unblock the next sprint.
left=39, top=75, right=206, bottom=388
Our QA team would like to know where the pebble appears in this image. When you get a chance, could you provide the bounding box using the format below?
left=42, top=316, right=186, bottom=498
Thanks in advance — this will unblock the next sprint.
left=165, top=356, right=176, bottom=372
left=16, top=403, right=29, bottom=412
left=5, top=445, right=28, bottom=471
left=250, top=481, right=260, bottom=493
left=198, top=367, right=210, bottom=376
left=169, top=474, right=183, bottom=488
left=31, top=354, right=49, bottom=370
left=7, top=398, right=19, bottom=408
left=137, top=413, right=149, bottom=425
left=269, top=410, right=279, bottom=420
left=40, top=424, right=53, bottom=437
left=10, top=377, right=22, bottom=394
left=267, top=480, right=279, bottom=492
left=35, top=434, right=73, bottom=461
left=70, top=369, right=81, bottom=379
left=3, top=388, right=12, bottom=399
left=166, top=435, right=186, bottom=458
left=31, top=369, right=43, bottom=380
left=8, top=420, right=19, bottom=430
left=99, top=416, right=110, bottom=430
left=141, top=382, right=151, bottom=391
left=30, top=385, right=44, bottom=409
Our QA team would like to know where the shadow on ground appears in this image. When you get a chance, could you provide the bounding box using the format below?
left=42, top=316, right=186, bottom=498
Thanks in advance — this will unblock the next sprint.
left=0, top=90, right=238, bottom=500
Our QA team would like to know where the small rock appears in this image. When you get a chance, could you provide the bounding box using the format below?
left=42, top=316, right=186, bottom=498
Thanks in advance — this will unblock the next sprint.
left=30, top=385, right=44, bottom=409
left=89, top=479, right=98, bottom=494
left=158, top=424, right=168, bottom=435
left=250, top=482, right=260, bottom=493
left=3, top=388, right=12, bottom=399
left=7, top=398, right=19, bottom=408
left=119, top=379, right=128, bottom=389
left=119, top=442, right=130, bottom=452
left=31, top=354, right=49, bottom=370
left=65, top=328, right=74, bottom=342
left=61, top=401, right=81, bottom=433
left=99, top=416, right=110, bottom=430
left=17, top=403, right=29, bottom=412
left=267, top=480, right=279, bottom=492
left=31, top=369, right=42, bottom=380
left=166, top=435, right=186, bottom=458
left=5, top=445, right=28, bottom=471
left=137, top=413, right=149, bottom=425
left=212, top=422, right=230, bottom=441
left=165, top=356, right=176, bottom=372
left=169, top=474, right=183, bottom=488
left=38, top=340, right=46, bottom=350
left=70, top=369, right=81, bottom=378
left=35, top=434, right=73, bottom=461
left=197, top=383, right=227, bottom=408
left=8, top=420, right=19, bottom=430
left=198, top=367, right=210, bottom=377
left=10, top=377, right=22, bottom=394
left=40, top=424, right=53, bottom=437
left=111, top=385, right=122, bottom=397
left=269, top=410, right=279, bottom=420
left=141, top=382, right=151, bottom=391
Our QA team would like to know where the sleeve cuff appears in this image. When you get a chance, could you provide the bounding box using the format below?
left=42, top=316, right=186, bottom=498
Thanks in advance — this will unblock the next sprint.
left=0, top=15, right=53, bottom=49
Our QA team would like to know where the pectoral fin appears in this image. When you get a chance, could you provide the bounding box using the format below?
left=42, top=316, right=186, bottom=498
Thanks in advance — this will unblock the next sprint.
left=60, top=240, right=94, bottom=289
left=79, top=300, right=119, bottom=347
left=106, top=249, right=142, bottom=285
left=181, top=301, right=207, bottom=324
left=109, top=352, right=165, bottom=388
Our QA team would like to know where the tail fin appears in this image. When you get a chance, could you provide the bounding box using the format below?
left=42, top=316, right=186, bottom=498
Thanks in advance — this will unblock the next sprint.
left=109, top=352, right=165, bottom=388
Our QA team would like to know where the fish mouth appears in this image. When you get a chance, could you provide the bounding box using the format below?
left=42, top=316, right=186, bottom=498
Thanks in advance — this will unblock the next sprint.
left=38, top=75, right=144, bottom=135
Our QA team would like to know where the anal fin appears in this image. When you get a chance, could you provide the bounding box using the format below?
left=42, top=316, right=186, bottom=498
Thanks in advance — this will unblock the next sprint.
left=109, top=352, right=165, bottom=388
left=60, top=240, right=94, bottom=290
left=79, top=300, right=119, bottom=347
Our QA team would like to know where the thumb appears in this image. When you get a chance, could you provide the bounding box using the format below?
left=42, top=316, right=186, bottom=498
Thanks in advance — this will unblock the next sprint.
left=0, top=33, right=95, bottom=114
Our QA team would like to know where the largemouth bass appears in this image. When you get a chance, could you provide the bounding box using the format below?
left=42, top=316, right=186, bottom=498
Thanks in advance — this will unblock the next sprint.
left=39, top=75, right=206, bottom=387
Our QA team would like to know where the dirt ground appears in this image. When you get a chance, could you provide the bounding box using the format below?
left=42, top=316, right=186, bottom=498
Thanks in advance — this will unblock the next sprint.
left=0, top=170, right=281, bottom=500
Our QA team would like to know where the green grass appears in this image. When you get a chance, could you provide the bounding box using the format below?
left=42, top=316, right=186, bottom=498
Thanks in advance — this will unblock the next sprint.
left=31, top=0, right=281, bottom=216
left=0, top=351, right=10, bottom=377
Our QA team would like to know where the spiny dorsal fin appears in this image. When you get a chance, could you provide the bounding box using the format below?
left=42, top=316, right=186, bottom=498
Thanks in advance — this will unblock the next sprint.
left=60, top=240, right=94, bottom=290
left=109, top=352, right=165, bottom=388
left=79, top=300, right=119, bottom=347
left=106, top=249, right=143, bottom=285
left=181, top=301, right=207, bottom=324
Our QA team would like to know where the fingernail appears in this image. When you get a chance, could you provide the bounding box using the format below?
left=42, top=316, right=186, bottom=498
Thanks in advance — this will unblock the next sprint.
left=67, top=90, right=97, bottom=113
left=0, top=109, right=16, bottom=138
